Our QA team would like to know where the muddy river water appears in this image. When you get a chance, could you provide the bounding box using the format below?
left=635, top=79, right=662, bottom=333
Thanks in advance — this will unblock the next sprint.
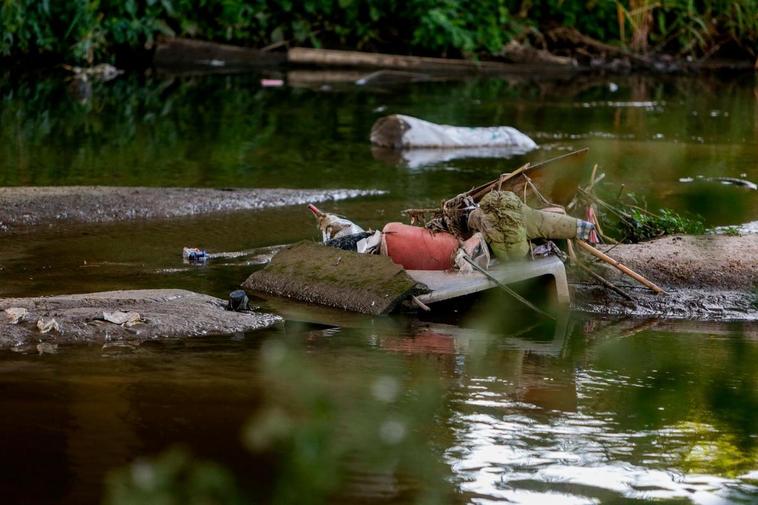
left=0, top=71, right=756, bottom=504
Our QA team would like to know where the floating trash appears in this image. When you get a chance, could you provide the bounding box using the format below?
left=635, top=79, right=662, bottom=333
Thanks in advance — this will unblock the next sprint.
left=182, top=247, right=209, bottom=263
left=226, top=290, right=249, bottom=312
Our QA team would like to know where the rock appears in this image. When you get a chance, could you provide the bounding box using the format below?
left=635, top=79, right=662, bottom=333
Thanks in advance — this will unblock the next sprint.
left=595, top=235, right=757, bottom=291
left=0, top=289, right=281, bottom=350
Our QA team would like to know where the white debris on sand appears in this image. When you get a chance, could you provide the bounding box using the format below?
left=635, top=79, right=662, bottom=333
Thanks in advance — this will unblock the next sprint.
left=4, top=307, right=27, bottom=324
left=103, top=311, right=142, bottom=327
left=37, top=318, right=61, bottom=334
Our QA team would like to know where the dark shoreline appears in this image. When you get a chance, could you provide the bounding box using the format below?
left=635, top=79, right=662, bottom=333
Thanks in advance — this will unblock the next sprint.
left=4, top=36, right=756, bottom=77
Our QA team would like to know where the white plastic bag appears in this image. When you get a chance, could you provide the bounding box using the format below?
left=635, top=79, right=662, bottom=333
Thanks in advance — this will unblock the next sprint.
left=371, top=114, right=537, bottom=150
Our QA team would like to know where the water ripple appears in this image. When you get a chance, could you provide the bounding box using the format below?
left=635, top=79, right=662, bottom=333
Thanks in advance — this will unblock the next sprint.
left=445, top=374, right=758, bottom=504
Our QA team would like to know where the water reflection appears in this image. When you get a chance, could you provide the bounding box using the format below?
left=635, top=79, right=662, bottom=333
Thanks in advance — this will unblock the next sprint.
left=371, top=146, right=534, bottom=170
left=1, top=69, right=757, bottom=505
left=1, top=71, right=754, bottom=227
left=440, top=317, right=758, bottom=504
left=0, top=314, right=756, bottom=504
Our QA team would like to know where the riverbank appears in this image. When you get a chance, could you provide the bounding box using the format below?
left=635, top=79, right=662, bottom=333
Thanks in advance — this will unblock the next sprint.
left=573, top=234, right=758, bottom=320
left=0, top=186, right=383, bottom=233
left=3, top=2, right=757, bottom=73
left=597, top=235, right=757, bottom=291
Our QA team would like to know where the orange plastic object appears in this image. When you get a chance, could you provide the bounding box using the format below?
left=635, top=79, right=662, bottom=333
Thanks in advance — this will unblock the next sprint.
left=381, top=222, right=459, bottom=270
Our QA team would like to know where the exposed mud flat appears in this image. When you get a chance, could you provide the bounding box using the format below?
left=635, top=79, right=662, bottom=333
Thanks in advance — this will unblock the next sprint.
left=572, top=235, right=758, bottom=320
left=595, top=235, right=757, bottom=290
left=0, top=289, right=282, bottom=351
left=0, top=186, right=384, bottom=233
left=573, top=285, right=756, bottom=321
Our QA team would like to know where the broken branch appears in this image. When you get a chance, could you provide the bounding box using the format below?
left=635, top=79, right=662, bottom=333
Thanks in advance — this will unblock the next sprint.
left=576, top=239, right=665, bottom=294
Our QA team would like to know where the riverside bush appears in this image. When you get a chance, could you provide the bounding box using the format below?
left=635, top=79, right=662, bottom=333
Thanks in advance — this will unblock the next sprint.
left=1, top=0, right=756, bottom=63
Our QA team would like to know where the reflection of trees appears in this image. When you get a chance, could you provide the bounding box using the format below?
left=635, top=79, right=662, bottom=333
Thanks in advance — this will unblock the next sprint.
left=92, top=313, right=757, bottom=503
left=408, top=308, right=757, bottom=480
left=0, top=72, right=755, bottom=227
left=2, top=72, right=755, bottom=193
left=0, top=73, right=274, bottom=186
left=585, top=321, right=758, bottom=476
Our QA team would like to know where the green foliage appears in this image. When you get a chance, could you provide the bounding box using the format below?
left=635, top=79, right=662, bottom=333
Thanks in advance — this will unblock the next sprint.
left=720, top=226, right=742, bottom=236
left=104, top=448, right=244, bottom=505
left=517, top=0, right=622, bottom=42
left=1, top=0, right=757, bottom=63
left=413, top=0, right=510, bottom=55
left=243, top=335, right=449, bottom=505
left=614, top=194, right=706, bottom=242
left=645, top=0, right=758, bottom=55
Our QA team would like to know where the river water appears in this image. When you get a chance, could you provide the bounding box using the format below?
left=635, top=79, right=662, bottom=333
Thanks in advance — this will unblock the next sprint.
left=0, top=70, right=756, bottom=504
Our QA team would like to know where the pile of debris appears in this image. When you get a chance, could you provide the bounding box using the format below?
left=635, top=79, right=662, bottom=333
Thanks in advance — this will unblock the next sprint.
left=244, top=148, right=667, bottom=316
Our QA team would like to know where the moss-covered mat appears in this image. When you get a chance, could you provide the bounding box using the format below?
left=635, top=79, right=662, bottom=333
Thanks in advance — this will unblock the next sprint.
left=243, top=241, right=421, bottom=315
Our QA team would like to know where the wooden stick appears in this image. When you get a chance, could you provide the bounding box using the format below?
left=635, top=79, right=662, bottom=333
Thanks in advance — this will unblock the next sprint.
left=569, top=239, right=631, bottom=300
left=588, top=163, right=598, bottom=191
left=412, top=295, right=431, bottom=312
left=575, top=240, right=665, bottom=294
left=465, top=147, right=589, bottom=202
left=573, top=258, right=634, bottom=301
left=471, top=163, right=530, bottom=201
left=588, top=172, right=605, bottom=190
left=566, top=239, right=578, bottom=263
left=401, top=208, right=441, bottom=215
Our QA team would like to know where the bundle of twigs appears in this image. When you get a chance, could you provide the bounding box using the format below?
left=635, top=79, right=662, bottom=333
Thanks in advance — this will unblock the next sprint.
left=567, top=165, right=665, bottom=295
left=402, top=147, right=590, bottom=239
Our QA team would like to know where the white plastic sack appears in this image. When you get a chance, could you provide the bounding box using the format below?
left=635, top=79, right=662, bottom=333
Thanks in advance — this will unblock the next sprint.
left=370, top=114, right=537, bottom=150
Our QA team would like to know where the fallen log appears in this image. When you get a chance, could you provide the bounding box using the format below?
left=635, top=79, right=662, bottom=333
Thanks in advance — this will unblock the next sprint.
left=501, top=40, right=576, bottom=66
left=287, top=47, right=573, bottom=74
left=546, top=27, right=652, bottom=67
left=154, top=37, right=286, bottom=68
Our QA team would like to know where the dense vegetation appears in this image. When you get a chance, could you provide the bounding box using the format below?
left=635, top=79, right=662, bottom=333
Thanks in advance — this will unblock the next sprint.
left=1, top=0, right=757, bottom=64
